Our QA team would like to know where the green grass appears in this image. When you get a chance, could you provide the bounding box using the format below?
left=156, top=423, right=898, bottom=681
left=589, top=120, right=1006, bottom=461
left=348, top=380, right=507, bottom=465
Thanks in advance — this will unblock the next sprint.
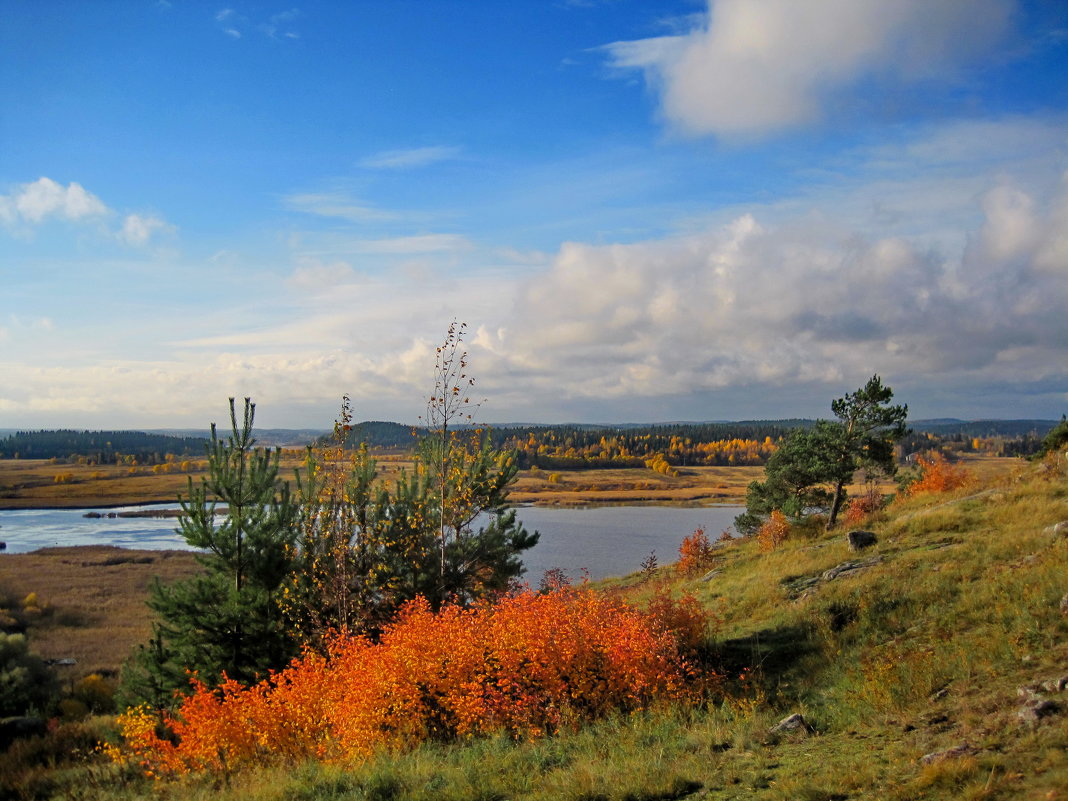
left=5, top=453, right=1068, bottom=800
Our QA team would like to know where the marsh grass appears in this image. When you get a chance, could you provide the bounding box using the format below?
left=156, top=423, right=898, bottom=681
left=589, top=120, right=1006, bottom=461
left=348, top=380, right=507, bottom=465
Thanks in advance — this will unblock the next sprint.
left=0, top=546, right=201, bottom=681
left=5, top=453, right=986, bottom=510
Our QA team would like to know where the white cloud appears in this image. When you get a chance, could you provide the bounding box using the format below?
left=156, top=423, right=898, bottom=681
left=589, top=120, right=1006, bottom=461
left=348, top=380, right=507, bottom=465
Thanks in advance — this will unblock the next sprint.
left=287, top=258, right=356, bottom=289
left=0, top=177, right=108, bottom=225
left=283, top=191, right=396, bottom=222
left=117, top=213, right=175, bottom=247
left=482, top=167, right=1067, bottom=410
left=0, top=177, right=176, bottom=247
left=3, top=123, right=1065, bottom=426
left=261, top=8, right=300, bottom=38
left=355, top=234, right=473, bottom=255
left=217, top=7, right=300, bottom=40
left=2, top=315, right=56, bottom=343
left=605, top=0, right=1016, bottom=137
left=358, top=146, right=462, bottom=170
left=5, top=160, right=1064, bottom=425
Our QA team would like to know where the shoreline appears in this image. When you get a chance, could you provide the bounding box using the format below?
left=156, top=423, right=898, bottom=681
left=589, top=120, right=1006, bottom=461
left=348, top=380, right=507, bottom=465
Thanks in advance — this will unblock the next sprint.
left=1, top=497, right=744, bottom=513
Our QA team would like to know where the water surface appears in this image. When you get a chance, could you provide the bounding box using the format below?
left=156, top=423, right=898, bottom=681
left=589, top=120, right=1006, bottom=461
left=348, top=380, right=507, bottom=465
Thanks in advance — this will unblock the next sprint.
left=0, top=503, right=741, bottom=580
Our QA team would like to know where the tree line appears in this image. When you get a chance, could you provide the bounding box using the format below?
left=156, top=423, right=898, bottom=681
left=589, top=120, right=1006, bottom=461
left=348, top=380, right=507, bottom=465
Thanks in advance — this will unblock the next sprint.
left=0, top=430, right=207, bottom=462
left=338, top=418, right=1058, bottom=471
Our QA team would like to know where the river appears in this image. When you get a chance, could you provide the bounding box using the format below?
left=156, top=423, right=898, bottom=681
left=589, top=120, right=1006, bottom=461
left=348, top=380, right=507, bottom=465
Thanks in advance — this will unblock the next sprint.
left=0, top=504, right=741, bottom=581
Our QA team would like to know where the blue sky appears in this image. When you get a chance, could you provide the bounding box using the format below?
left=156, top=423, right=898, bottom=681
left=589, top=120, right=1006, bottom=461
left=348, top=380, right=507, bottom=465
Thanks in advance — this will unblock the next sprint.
left=2, top=0, right=1067, bottom=429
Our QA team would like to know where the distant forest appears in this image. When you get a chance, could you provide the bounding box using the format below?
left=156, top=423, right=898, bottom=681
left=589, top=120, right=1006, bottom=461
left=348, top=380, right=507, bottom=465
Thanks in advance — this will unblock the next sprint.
left=339, top=418, right=1059, bottom=469
left=2, top=418, right=1057, bottom=466
left=0, top=430, right=208, bottom=463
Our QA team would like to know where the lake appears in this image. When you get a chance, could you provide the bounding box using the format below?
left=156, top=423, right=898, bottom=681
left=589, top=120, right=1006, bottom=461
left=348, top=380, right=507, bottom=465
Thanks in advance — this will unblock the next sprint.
left=0, top=504, right=742, bottom=581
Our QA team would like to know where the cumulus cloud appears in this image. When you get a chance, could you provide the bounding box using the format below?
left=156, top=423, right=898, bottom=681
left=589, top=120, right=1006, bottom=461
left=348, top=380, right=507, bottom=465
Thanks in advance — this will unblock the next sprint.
left=358, top=146, right=462, bottom=169
left=486, top=170, right=1068, bottom=410
left=605, top=0, right=1015, bottom=137
left=0, top=177, right=108, bottom=225
left=0, top=177, right=175, bottom=246
left=6, top=169, right=1065, bottom=425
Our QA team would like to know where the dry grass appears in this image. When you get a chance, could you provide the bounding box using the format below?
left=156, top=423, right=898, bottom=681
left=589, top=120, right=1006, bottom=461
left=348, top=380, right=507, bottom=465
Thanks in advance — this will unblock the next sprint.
left=0, top=456, right=310, bottom=509
left=0, top=453, right=1023, bottom=510
left=0, top=546, right=201, bottom=681
left=510, top=465, right=764, bottom=505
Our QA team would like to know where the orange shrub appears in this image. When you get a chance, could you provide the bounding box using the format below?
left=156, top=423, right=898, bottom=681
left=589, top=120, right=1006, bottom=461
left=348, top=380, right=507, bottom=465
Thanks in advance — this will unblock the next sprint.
left=907, top=454, right=971, bottom=496
left=111, top=588, right=714, bottom=777
left=756, top=510, right=790, bottom=553
left=842, top=488, right=885, bottom=526
left=677, top=527, right=717, bottom=576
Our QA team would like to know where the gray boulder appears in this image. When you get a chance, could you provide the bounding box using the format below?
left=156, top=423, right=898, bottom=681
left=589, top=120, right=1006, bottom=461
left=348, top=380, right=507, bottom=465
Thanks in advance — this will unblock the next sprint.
left=768, top=713, right=814, bottom=735
left=821, top=557, right=882, bottom=582
left=846, top=530, right=877, bottom=551
left=919, top=743, right=974, bottom=764
left=1042, top=676, right=1068, bottom=693
left=1018, top=698, right=1061, bottom=726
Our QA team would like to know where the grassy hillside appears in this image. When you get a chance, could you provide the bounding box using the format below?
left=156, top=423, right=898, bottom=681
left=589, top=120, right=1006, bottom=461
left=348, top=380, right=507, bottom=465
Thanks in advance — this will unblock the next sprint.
left=3, top=452, right=1067, bottom=800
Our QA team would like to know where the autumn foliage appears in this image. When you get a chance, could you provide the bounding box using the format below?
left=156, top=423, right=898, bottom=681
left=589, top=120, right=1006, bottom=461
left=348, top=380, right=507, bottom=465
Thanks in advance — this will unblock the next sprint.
left=676, top=527, right=717, bottom=576
left=756, top=509, right=790, bottom=553
left=906, top=453, right=971, bottom=496
left=842, top=487, right=885, bottom=526
left=111, top=587, right=713, bottom=777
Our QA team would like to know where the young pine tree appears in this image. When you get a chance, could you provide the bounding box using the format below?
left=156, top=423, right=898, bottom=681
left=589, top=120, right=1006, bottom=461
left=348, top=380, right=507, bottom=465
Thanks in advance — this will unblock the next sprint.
left=123, top=399, right=300, bottom=708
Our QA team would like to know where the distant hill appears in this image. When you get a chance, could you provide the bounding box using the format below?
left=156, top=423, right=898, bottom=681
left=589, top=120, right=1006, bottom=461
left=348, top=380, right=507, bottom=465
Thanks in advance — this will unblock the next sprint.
left=908, top=418, right=1058, bottom=437
left=0, top=429, right=208, bottom=461
left=326, top=418, right=1061, bottom=451
left=2, top=419, right=1056, bottom=459
left=147, top=429, right=329, bottom=448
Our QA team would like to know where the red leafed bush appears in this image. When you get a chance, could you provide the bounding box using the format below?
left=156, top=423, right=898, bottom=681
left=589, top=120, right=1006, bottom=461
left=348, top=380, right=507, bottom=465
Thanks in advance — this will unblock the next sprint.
left=677, top=527, right=717, bottom=576
left=110, top=587, right=715, bottom=776
left=756, top=510, right=790, bottom=553
left=842, top=487, right=885, bottom=526
left=907, top=453, right=971, bottom=496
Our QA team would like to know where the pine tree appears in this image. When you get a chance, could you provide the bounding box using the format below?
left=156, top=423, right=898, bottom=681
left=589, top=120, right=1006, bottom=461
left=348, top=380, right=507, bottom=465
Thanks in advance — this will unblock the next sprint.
left=826, top=376, right=908, bottom=526
left=123, top=399, right=300, bottom=706
left=734, top=421, right=842, bottom=535
left=735, top=376, right=908, bottom=533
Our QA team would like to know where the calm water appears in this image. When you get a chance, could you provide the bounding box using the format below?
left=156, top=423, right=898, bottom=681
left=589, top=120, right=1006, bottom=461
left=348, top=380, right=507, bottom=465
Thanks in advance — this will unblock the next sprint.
left=0, top=504, right=741, bottom=580
left=0, top=505, right=189, bottom=553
